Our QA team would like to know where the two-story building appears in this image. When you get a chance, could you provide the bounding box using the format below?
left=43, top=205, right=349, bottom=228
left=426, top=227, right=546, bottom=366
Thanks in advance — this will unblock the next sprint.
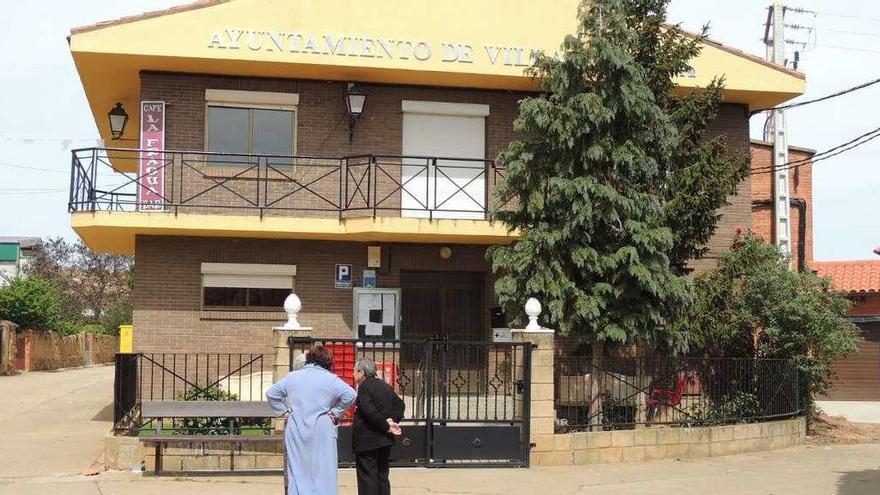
left=66, top=0, right=805, bottom=355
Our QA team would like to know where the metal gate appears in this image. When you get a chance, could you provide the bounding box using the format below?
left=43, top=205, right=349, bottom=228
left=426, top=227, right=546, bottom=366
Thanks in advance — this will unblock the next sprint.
left=289, top=337, right=532, bottom=468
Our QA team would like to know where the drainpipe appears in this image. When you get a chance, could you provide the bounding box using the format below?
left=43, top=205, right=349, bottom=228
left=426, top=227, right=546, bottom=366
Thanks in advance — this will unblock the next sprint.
left=752, top=198, right=807, bottom=272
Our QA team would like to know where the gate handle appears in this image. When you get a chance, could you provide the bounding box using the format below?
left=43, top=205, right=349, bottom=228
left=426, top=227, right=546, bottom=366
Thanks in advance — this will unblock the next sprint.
left=472, top=437, right=482, bottom=448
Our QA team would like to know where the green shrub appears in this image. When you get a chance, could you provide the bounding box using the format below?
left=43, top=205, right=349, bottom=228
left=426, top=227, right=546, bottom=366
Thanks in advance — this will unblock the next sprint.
left=0, top=278, right=62, bottom=330
left=690, top=391, right=761, bottom=426
left=172, top=386, right=270, bottom=435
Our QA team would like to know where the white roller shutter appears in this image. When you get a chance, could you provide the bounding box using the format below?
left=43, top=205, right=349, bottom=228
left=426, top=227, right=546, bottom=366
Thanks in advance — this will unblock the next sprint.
left=401, top=100, right=488, bottom=220
left=201, top=263, right=295, bottom=289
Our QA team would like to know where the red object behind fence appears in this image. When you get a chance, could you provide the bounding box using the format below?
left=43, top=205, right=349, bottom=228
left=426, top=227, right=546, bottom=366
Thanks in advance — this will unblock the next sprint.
left=325, top=343, right=357, bottom=423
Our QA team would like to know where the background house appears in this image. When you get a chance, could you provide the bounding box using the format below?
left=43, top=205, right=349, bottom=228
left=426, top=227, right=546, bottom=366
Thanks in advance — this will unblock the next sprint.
left=0, top=237, right=40, bottom=285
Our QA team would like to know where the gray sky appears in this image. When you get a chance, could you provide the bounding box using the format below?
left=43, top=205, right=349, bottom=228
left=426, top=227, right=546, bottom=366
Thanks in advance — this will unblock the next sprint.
left=0, top=0, right=877, bottom=261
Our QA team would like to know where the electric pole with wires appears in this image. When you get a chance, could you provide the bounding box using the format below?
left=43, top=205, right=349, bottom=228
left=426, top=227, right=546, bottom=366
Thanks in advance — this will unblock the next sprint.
left=764, top=0, right=793, bottom=261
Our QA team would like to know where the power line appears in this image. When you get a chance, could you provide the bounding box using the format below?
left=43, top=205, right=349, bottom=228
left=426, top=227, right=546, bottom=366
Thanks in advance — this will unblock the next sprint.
left=0, top=187, right=67, bottom=192
left=819, top=44, right=880, bottom=55
left=810, top=9, right=880, bottom=24
left=750, top=76, right=880, bottom=115
left=751, top=124, right=880, bottom=175
left=0, top=161, right=69, bottom=174
left=0, top=190, right=67, bottom=196
left=752, top=124, right=880, bottom=172
left=818, top=27, right=880, bottom=38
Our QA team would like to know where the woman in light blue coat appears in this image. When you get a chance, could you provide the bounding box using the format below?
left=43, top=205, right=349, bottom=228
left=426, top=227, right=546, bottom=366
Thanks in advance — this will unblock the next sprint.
left=267, top=345, right=356, bottom=495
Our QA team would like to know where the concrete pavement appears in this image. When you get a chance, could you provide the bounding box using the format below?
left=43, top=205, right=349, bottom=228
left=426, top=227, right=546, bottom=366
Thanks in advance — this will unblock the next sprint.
left=1, top=444, right=878, bottom=495
left=1, top=365, right=879, bottom=494
left=0, top=365, right=113, bottom=479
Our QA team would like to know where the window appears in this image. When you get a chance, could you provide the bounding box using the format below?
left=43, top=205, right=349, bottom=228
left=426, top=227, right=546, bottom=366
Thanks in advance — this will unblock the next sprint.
left=204, top=90, right=299, bottom=166
left=201, top=263, right=296, bottom=311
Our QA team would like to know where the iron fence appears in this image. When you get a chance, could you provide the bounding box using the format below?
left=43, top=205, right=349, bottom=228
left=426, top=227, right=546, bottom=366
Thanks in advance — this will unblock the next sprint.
left=554, top=354, right=800, bottom=432
left=287, top=338, right=527, bottom=424
left=68, top=148, right=507, bottom=219
left=288, top=337, right=532, bottom=467
left=113, top=352, right=272, bottom=433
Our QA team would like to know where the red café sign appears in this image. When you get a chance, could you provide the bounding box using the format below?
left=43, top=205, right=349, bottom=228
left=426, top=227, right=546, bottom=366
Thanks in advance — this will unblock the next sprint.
left=138, top=101, right=165, bottom=211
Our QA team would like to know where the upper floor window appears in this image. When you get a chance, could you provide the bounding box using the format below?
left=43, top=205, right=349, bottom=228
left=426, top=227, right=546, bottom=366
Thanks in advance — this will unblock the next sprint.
left=204, top=90, right=299, bottom=166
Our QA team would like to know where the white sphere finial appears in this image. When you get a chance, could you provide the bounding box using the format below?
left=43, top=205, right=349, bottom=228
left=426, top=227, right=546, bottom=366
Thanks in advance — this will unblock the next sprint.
left=525, top=297, right=542, bottom=331
left=281, top=292, right=303, bottom=329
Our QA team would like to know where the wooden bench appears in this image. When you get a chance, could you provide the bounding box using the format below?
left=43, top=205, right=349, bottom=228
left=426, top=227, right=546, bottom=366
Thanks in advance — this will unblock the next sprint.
left=139, top=400, right=282, bottom=474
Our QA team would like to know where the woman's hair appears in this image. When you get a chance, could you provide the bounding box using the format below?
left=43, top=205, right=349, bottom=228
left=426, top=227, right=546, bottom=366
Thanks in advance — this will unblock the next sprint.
left=355, top=357, right=377, bottom=378
left=305, top=345, right=334, bottom=371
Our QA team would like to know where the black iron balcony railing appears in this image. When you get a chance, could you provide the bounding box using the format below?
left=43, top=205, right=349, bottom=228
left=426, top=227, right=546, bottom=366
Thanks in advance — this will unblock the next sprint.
left=69, top=148, right=508, bottom=220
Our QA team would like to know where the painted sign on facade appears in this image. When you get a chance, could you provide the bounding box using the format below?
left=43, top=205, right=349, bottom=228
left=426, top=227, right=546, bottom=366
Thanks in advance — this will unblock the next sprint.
left=138, top=101, right=165, bottom=211
left=207, top=30, right=553, bottom=68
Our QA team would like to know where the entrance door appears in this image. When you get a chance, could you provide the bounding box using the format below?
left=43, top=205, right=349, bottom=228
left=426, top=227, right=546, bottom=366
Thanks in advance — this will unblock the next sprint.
left=401, top=271, right=485, bottom=341
left=401, top=101, right=488, bottom=219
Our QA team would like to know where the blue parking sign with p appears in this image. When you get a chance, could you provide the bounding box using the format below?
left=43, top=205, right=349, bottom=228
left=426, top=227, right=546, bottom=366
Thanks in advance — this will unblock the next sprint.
left=335, top=264, right=352, bottom=288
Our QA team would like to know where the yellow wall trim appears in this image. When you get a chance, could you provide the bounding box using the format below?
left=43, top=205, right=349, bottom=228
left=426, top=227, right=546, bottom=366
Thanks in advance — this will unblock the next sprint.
left=71, top=211, right=518, bottom=255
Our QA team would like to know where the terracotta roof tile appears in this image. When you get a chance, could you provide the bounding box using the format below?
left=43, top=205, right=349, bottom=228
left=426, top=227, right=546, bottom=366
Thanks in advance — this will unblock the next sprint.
left=814, top=260, right=880, bottom=294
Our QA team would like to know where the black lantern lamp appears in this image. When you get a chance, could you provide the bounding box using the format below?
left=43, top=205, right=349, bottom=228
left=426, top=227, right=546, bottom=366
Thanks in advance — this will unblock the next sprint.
left=108, top=103, right=129, bottom=140
left=344, top=84, right=367, bottom=143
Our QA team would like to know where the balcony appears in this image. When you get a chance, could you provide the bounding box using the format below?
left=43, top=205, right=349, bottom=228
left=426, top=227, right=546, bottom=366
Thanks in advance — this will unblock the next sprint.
left=68, top=148, right=516, bottom=254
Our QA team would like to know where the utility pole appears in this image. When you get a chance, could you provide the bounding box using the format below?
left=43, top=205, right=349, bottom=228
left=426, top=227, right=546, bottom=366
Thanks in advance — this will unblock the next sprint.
left=764, top=0, right=792, bottom=261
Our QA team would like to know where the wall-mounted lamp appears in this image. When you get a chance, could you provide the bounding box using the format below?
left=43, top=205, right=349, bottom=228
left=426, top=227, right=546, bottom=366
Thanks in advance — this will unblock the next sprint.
left=345, top=84, right=367, bottom=144
left=108, top=103, right=129, bottom=140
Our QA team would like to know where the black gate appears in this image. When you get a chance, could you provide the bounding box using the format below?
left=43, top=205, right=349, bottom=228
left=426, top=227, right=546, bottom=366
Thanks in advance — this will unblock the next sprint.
left=288, top=337, right=532, bottom=468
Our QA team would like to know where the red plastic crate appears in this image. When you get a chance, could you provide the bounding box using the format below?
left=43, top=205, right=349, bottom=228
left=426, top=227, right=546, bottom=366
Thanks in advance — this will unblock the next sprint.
left=324, top=342, right=357, bottom=423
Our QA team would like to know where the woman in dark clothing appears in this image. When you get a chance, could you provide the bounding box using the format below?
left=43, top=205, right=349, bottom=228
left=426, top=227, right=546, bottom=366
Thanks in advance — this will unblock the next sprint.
left=352, top=357, right=405, bottom=495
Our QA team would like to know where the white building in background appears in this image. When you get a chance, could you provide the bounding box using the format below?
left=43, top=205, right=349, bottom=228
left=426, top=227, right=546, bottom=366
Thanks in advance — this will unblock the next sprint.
left=0, top=237, right=40, bottom=285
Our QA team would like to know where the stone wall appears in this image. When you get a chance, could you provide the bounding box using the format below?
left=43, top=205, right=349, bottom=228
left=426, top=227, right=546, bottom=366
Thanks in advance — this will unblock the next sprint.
left=13, top=329, right=118, bottom=372
left=531, top=417, right=806, bottom=466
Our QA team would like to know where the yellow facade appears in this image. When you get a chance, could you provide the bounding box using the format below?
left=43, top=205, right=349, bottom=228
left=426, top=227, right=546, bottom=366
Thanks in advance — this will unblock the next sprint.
left=68, top=0, right=805, bottom=255
left=70, top=0, right=805, bottom=144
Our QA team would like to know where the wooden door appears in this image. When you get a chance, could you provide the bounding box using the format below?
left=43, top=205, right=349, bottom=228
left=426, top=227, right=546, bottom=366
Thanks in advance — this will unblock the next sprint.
left=401, top=271, right=485, bottom=341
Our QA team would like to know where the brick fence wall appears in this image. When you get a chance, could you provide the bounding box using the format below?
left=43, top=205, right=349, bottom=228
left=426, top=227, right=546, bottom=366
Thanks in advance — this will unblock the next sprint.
left=11, top=329, right=118, bottom=372
left=532, top=417, right=806, bottom=466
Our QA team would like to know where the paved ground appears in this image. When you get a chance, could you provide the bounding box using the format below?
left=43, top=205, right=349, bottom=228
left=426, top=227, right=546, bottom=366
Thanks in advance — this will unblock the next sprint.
left=817, top=401, right=880, bottom=423
left=0, top=365, right=112, bottom=479
left=1, top=366, right=879, bottom=495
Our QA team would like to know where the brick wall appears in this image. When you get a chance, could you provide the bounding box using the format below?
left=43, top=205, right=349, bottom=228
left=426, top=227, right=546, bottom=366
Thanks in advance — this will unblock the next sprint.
left=140, top=72, right=520, bottom=218
left=750, top=142, right=814, bottom=268
left=687, top=104, right=753, bottom=274
left=132, top=235, right=494, bottom=354
left=131, top=74, right=755, bottom=352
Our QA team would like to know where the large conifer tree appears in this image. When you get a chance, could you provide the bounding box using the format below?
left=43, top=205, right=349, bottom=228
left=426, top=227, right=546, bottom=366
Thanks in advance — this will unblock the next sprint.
left=489, top=0, right=746, bottom=347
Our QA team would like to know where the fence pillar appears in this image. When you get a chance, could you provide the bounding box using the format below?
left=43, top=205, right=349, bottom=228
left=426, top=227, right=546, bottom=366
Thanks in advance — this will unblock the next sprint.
left=272, top=292, right=312, bottom=382
left=0, top=321, right=16, bottom=375
left=511, top=298, right=555, bottom=466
